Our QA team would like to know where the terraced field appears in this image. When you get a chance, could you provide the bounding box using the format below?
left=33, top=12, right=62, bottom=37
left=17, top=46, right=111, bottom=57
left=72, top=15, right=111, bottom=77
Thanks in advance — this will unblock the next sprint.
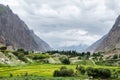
left=0, top=64, right=120, bottom=79
left=0, top=64, right=76, bottom=77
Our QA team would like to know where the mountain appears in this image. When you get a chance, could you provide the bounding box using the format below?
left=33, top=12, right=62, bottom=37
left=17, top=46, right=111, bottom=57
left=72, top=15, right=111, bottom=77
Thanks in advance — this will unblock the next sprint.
left=86, top=35, right=107, bottom=53
left=87, top=15, right=120, bottom=52
left=0, top=4, right=51, bottom=51
left=58, top=44, right=88, bottom=52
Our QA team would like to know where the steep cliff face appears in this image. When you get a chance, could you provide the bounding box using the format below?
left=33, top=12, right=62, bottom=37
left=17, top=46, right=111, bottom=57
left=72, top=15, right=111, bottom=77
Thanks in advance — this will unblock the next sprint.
left=0, top=4, right=51, bottom=51
left=87, top=15, right=120, bottom=52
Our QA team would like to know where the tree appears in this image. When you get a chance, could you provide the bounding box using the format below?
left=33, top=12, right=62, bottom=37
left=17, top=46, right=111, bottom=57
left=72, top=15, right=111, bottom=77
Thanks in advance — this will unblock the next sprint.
left=81, top=52, right=85, bottom=57
left=86, top=67, right=111, bottom=79
left=76, top=66, right=86, bottom=75
left=60, top=66, right=67, bottom=70
left=53, top=70, right=60, bottom=77
left=53, top=66, right=74, bottom=77
left=17, top=53, right=28, bottom=62
left=113, top=54, right=118, bottom=59
left=17, top=48, right=25, bottom=52
left=10, top=73, right=13, bottom=77
left=87, top=52, right=91, bottom=56
left=0, top=46, right=7, bottom=51
left=62, top=58, right=70, bottom=65
left=97, top=68, right=111, bottom=79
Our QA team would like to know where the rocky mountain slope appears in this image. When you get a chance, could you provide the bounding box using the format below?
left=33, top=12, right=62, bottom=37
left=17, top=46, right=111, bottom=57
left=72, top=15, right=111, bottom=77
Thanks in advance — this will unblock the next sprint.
left=87, top=15, right=120, bottom=52
left=86, top=35, right=107, bottom=53
left=0, top=4, right=51, bottom=51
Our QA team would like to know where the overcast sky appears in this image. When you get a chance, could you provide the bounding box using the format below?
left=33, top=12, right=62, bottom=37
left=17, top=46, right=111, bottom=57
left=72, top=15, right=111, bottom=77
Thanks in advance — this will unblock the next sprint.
left=0, top=0, right=120, bottom=49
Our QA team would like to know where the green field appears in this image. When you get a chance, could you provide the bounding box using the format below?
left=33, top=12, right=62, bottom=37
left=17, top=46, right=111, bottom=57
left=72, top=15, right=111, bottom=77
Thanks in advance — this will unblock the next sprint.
left=0, top=64, right=76, bottom=77
left=0, top=77, right=86, bottom=80
left=0, top=64, right=120, bottom=79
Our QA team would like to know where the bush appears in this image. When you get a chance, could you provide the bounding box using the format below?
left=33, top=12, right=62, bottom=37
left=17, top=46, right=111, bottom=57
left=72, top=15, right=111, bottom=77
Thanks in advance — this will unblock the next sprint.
left=10, top=73, right=13, bottom=77
left=12, top=51, right=28, bottom=62
left=86, top=67, right=111, bottom=79
left=61, top=58, right=70, bottom=65
left=53, top=66, right=74, bottom=77
left=60, top=66, right=67, bottom=70
left=113, top=54, right=118, bottom=59
left=76, top=66, right=86, bottom=75
left=0, top=46, right=7, bottom=51
left=99, top=68, right=111, bottom=79
left=53, top=70, right=60, bottom=77
left=17, top=53, right=28, bottom=62
left=17, top=48, right=29, bottom=55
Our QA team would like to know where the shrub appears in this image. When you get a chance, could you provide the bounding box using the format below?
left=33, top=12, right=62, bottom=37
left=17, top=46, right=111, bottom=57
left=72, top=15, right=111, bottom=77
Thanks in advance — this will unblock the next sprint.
left=76, top=66, right=86, bottom=75
left=0, top=46, right=7, bottom=51
left=12, top=51, right=28, bottom=62
left=53, top=66, right=74, bottom=77
left=60, top=66, right=67, bottom=70
left=0, top=46, right=7, bottom=53
left=10, top=73, right=13, bottom=77
left=17, top=48, right=29, bottom=55
left=86, top=67, right=111, bottom=79
left=53, top=70, right=60, bottom=77
left=17, top=48, right=25, bottom=52
left=99, top=68, right=111, bottom=79
left=17, top=53, right=28, bottom=62
left=86, top=67, right=94, bottom=77
left=24, top=72, right=28, bottom=76
left=61, top=58, right=70, bottom=65
left=12, top=51, right=18, bottom=57
left=113, top=54, right=118, bottom=59
left=78, top=56, right=81, bottom=59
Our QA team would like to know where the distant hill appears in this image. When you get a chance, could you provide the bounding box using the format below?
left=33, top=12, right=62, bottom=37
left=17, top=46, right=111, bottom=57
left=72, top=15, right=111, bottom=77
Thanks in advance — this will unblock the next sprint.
left=58, top=44, right=88, bottom=52
left=87, top=15, right=120, bottom=52
left=0, top=4, right=51, bottom=51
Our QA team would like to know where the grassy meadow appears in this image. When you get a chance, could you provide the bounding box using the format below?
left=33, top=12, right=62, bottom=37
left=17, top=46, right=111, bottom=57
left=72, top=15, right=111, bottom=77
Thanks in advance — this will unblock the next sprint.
left=0, top=64, right=76, bottom=77
left=0, top=63, right=120, bottom=79
left=0, top=49, right=120, bottom=79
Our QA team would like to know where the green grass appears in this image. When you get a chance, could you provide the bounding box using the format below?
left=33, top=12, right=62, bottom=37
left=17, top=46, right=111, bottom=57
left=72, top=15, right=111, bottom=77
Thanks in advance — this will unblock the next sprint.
left=0, top=64, right=120, bottom=79
left=0, top=76, right=85, bottom=80
left=74, top=60, right=95, bottom=65
left=0, top=64, right=76, bottom=77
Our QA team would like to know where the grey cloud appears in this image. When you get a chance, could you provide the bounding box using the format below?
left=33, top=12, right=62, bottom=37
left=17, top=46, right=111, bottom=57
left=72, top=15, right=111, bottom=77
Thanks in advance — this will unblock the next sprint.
left=1, top=0, right=120, bottom=49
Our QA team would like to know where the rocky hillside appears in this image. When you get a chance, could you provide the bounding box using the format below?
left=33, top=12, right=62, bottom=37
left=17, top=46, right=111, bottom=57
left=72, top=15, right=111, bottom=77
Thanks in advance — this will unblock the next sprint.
left=0, top=4, right=51, bottom=51
left=86, top=35, right=107, bottom=53
left=87, top=15, right=120, bottom=52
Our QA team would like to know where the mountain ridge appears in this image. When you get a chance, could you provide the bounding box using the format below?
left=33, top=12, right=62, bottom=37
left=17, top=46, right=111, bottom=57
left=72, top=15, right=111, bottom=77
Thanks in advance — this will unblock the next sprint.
left=87, top=15, right=120, bottom=52
left=0, top=4, right=52, bottom=51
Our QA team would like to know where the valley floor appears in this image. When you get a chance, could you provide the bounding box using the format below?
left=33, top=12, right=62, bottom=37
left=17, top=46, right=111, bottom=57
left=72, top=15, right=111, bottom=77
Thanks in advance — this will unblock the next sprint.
left=0, top=64, right=120, bottom=79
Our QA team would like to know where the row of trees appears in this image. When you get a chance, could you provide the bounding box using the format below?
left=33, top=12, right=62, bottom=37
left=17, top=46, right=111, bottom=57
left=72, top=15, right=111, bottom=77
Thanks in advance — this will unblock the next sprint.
left=86, top=67, right=111, bottom=79
left=53, top=65, right=111, bottom=79
left=46, top=50, right=91, bottom=57
left=76, top=65, right=111, bottom=79
left=12, top=49, right=29, bottom=62
left=112, top=54, right=120, bottom=59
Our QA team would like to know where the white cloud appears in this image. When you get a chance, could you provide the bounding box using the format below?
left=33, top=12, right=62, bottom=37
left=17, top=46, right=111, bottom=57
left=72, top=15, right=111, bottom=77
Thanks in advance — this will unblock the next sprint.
left=0, top=0, right=120, bottom=49
left=57, top=5, right=81, bottom=19
left=36, top=29, right=101, bottom=48
left=35, top=4, right=58, bottom=17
